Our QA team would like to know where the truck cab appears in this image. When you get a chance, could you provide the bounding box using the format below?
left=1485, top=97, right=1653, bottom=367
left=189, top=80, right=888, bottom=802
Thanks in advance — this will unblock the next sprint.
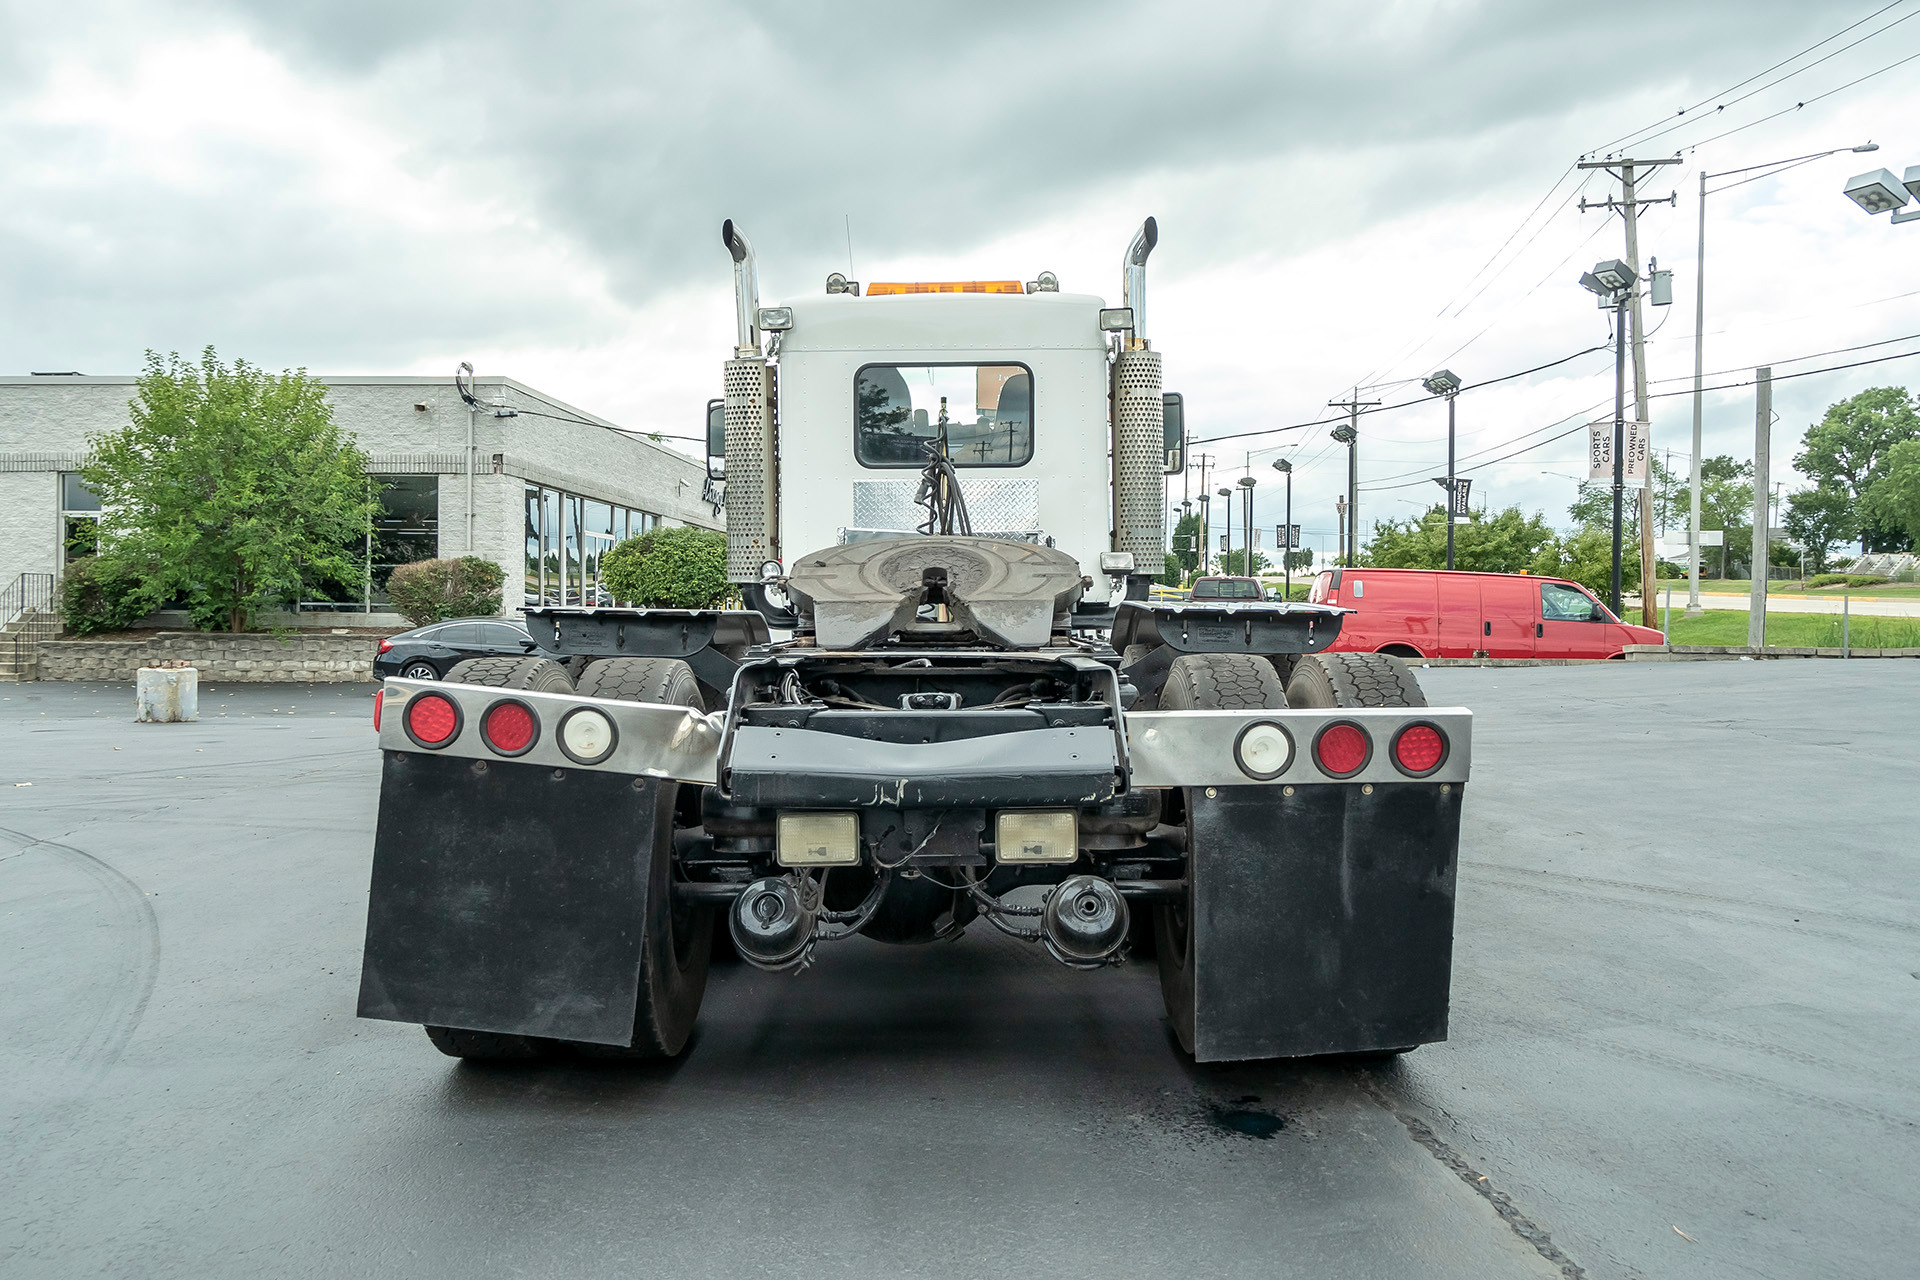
left=770, top=291, right=1113, bottom=591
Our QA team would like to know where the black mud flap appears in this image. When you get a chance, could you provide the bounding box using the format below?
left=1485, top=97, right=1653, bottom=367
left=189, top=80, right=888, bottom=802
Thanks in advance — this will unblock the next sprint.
left=1189, top=782, right=1460, bottom=1062
left=356, top=751, right=662, bottom=1046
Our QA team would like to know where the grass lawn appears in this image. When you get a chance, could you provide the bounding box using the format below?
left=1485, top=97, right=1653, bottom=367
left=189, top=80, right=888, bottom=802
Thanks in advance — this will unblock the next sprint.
left=1622, top=608, right=1920, bottom=648
left=1657, top=579, right=1920, bottom=599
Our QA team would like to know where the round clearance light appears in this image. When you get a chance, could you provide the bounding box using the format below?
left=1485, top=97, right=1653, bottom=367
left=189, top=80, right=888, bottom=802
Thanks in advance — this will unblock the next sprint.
left=1312, top=721, right=1372, bottom=778
left=482, top=699, right=538, bottom=757
left=557, top=706, right=617, bottom=765
left=1232, top=720, right=1294, bottom=781
left=1391, top=723, right=1448, bottom=777
left=403, top=692, right=462, bottom=748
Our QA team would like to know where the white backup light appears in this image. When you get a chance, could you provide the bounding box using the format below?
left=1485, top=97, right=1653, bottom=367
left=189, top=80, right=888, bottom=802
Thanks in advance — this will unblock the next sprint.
left=558, top=707, right=617, bottom=764
left=1233, top=721, right=1294, bottom=781
left=776, top=812, right=859, bottom=866
left=996, top=811, right=1078, bottom=864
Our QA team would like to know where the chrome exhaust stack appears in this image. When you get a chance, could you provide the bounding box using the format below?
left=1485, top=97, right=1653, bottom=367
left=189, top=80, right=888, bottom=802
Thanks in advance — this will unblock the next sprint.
left=1121, top=216, right=1158, bottom=350
left=723, top=218, right=760, bottom=357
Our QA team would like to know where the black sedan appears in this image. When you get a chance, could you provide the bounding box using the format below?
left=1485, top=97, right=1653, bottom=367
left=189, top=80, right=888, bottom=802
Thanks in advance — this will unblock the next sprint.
left=374, top=618, right=562, bottom=681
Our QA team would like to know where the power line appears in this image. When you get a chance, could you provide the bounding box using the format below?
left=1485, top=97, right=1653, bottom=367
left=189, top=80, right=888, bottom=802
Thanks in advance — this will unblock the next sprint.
left=1360, top=342, right=1920, bottom=494
left=1674, top=46, right=1920, bottom=155
left=1584, top=1, right=1909, bottom=156
left=1648, top=345, right=1920, bottom=397
left=1611, top=7, right=1918, bottom=156
left=1188, top=343, right=1612, bottom=447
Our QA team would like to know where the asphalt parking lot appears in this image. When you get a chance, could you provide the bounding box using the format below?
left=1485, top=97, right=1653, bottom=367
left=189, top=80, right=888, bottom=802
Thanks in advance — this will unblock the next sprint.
left=2, top=664, right=1915, bottom=1280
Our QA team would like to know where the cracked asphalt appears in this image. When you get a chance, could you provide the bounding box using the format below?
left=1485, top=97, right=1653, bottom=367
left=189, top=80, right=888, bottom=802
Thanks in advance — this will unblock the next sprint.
left=2, top=663, right=1915, bottom=1279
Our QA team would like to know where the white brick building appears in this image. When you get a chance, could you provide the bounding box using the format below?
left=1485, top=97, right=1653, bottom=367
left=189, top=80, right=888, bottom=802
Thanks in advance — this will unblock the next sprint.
left=0, top=373, right=722, bottom=618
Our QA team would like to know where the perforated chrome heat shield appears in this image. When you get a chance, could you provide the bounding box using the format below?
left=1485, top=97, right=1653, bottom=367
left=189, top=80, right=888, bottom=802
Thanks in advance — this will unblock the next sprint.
left=1112, top=348, right=1164, bottom=565
left=724, top=356, right=777, bottom=582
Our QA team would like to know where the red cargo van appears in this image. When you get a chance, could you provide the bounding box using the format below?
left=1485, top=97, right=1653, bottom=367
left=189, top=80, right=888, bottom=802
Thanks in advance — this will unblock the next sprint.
left=1308, top=568, right=1663, bottom=660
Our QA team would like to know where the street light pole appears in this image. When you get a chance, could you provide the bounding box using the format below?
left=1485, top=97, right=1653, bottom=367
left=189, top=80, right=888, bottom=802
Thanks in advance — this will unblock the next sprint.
left=1217, top=487, right=1234, bottom=573
left=1611, top=291, right=1628, bottom=615
left=1238, top=475, right=1257, bottom=579
left=1273, top=457, right=1293, bottom=597
left=1689, top=143, right=1875, bottom=612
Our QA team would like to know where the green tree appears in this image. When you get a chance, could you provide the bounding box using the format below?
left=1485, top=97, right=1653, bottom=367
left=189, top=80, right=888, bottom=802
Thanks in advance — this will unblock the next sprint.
left=1540, top=525, right=1639, bottom=599
left=1668, top=454, right=1754, bottom=577
left=1864, top=438, right=1920, bottom=549
left=1567, top=454, right=1685, bottom=534
left=1167, top=511, right=1203, bottom=580
left=81, top=349, right=376, bottom=632
left=1793, top=386, right=1919, bottom=553
left=1364, top=504, right=1559, bottom=574
left=1216, top=548, right=1269, bottom=576
left=1283, top=549, right=1313, bottom=572
left=1784, top=484, right=1853, bottom=574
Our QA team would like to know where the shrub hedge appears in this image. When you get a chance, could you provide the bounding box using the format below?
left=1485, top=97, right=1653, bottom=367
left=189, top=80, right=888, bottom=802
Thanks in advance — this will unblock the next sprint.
left=59, top=556, right=154, bottom=635
left=386, top=556, right=507, bottom=627
left=600, top=526, right=729, bottom=608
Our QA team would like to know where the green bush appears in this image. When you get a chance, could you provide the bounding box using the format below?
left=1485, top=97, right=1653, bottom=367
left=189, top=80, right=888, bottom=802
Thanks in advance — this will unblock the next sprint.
left=600, top=525, right=729, bottom=608
left=385, top=556, right=507, bottom=626
left=1806, top=573, right=1891, bottom=589
left=1656, top=560, right=1686, bottom=579
left=60, top=556, right=154, bottom=635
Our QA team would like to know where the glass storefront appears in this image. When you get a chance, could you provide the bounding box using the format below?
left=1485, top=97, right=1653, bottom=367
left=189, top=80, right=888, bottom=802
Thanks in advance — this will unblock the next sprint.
left=522, top=483, right=660, bottom=606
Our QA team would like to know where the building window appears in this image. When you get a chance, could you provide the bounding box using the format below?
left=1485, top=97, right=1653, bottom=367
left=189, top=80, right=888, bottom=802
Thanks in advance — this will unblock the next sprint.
left=521, top=484, right=662, bottom=609
left=60, top=472, right=101, bottom=564
left=371, top=476, right=438, bottom=599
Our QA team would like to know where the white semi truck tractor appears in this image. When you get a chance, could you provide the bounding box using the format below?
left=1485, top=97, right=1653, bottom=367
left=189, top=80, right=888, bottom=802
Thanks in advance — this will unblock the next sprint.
left=357, top=218, right=1471, bottom=1063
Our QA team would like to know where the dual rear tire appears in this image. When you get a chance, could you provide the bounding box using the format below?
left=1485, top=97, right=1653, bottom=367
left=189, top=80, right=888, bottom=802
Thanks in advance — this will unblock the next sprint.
left=424, top=656, right=712, bottom=1062
left=1154, top=650, right=1425, bottom=1058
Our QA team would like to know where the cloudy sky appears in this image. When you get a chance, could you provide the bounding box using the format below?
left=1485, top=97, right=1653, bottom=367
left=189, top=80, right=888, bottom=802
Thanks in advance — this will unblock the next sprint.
left=6, top=0, right=1920, bottom=558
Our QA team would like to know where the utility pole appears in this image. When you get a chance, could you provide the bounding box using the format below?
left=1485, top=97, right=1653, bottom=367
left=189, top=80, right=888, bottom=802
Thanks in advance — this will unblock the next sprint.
left=1582, top=156, right=1677, bottom=623
left=1328, top=388, right=1378, bottom=567
left=1193, top=453, right=1213, bottom=575
left=1749, top=367, right=1771, bottom=647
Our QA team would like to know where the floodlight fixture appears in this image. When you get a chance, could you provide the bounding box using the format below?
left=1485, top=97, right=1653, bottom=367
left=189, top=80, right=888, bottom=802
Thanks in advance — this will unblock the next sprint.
left=1331, top=424, right=1356, bottom=444
left=1844, top=168, right=1909, bottom=214
left=1421, top=368, right=1462, bottom=397
left=1590, top=259, right=1636, bottom=291
left=1237, top=475, right=1255, bottom=488
left=1272, top=457, right=1292, bottom=473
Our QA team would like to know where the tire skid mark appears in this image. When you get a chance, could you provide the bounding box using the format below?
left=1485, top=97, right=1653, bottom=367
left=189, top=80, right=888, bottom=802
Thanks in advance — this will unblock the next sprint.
left=1469, top=872, right=1884, bottom=948
left=0, top=824, right=159, bottom=1088
left=1356, top=1074, right=1586, bottom=1279
left=1575, top=1034, right=1919, bottom=1134
left=1457, top=996, right=1919, bottom=1096
left=1467, top=861, right=1920, bottom=936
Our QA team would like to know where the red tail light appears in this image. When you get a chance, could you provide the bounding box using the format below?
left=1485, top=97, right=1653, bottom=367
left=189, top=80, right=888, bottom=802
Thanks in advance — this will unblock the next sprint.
left=378, top=638, right=393, bottom=654
left=1312, top=721, right=1371, bottom=777
left=481, top=700, right=538, bottom=756
left=403, top=692, right=462, bottom=748
left=373, top=687, right=383, bottom=730
left=1390, top=723, right=1447, bottom=777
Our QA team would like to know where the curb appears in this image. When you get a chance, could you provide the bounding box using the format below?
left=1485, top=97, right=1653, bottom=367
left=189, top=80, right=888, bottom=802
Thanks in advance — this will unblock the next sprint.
left=1623, top=644, right=1920, bottom=661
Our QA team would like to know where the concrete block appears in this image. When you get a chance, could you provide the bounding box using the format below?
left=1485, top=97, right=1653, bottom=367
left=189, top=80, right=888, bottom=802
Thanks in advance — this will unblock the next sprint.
left=136, top=667, right=199, bottom=722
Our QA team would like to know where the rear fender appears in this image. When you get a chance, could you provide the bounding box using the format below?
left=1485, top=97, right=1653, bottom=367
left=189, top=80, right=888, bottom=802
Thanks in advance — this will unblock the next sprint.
left=356, top=750, right=669, bottom=1046
left=1184, top=780, right=1462, bottom=1062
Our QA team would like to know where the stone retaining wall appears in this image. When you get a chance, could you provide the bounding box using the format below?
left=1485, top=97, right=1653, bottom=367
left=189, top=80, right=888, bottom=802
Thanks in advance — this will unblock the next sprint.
left=35, top=632, right=379, bottom=683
